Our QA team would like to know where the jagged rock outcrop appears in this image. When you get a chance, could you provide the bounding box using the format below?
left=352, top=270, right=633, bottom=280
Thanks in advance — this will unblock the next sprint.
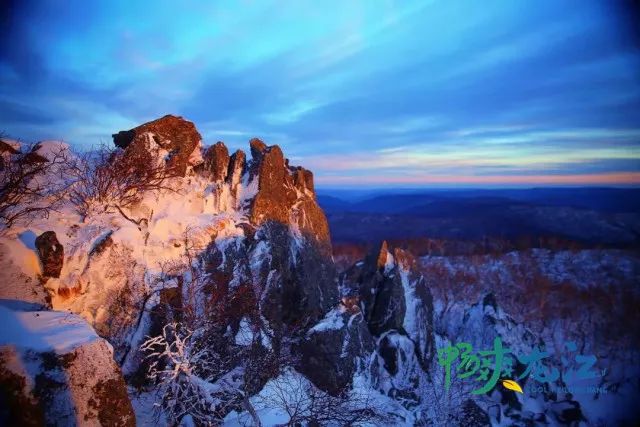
left=197, top=135, right=331, bottom=248
left=226, top=149, right=246, bottom=202
left=249, top=138, right=268, bottom=164
left=35, top=231, right=64, bottom=279
left=204, top=220, right=337, bottom=330
left=246, top=139, right=331, bottom=251
left=112, top=114, right=202, bottom=176
left=112, top=115, right=330, bottom=248
left=248, top=142, right=297, bottom=227
left=0, top=303, right=135, bottom=426
left=291, top=242, right=435, bottom=401
left=201, top=141, right=230, bottom=182
left=341, top=242, right=435, bottom=367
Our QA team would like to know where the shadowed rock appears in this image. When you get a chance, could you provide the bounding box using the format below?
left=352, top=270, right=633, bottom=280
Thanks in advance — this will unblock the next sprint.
left=226, top=149, right=246, bottom=201
left=341, top=242, right=435, bottom=365
left=35, top=231, right=64, bottom=279
left=296, top=309, right=374, bottom=395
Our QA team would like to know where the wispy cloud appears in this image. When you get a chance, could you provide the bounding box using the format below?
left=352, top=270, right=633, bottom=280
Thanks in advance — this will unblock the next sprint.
left=1, top=0, right=638, bottom=186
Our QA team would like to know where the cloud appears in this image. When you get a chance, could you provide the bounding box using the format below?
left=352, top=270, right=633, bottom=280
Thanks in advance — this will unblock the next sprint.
left=0, top=0, right=638, bottom=185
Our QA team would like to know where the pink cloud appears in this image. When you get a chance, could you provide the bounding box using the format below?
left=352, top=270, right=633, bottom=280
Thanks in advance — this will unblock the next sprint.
left=315, top=172, right=640, bottom=186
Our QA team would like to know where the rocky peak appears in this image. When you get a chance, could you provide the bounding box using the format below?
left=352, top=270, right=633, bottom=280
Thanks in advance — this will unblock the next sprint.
left=206, top=136, right=330, bottom=247
left=112, top=115, right=202, bottom=176
left=113, top=115, right=331, bottom=251
left=249, top=144, right=296, bottom=225
left=341, top=242, right=435, bottom=363
left=201, top=141, right=230, bottom=182
left=226, top=149, right=246, bottom=200
left=291, top=166, right=314, bottom=193
left=112, top=115, right=330, bottom=246
left=376, top=240, right=390, bottom=270
left=249, top=137, right=268, bottom=161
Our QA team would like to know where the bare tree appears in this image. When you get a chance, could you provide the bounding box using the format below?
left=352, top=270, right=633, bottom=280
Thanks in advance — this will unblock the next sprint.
left=0, top=139, right=73, bottom=230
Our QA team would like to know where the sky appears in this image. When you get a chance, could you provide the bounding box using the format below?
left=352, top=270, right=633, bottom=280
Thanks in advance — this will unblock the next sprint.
left=1, top=0, right=639, bottom=187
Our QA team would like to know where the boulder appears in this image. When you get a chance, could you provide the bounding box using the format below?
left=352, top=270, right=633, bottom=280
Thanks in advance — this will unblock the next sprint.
left=35, top=231, right=63, bottom=279
left=0, top=304, right=135, bottom=426
left=112, top=115, right=202, bottom=176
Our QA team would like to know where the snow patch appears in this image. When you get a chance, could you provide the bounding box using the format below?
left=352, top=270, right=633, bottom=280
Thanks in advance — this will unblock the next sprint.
left=308, top=306, right=346, bottom=334
left=0, top=303, right=99, bottom=353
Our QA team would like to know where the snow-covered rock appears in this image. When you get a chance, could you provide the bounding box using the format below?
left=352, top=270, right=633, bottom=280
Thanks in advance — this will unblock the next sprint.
left=112, top=114, right=203, bottom=177
left=0, top=301, right=134, bottom=426
left=297, top=306, right=374, bottom=394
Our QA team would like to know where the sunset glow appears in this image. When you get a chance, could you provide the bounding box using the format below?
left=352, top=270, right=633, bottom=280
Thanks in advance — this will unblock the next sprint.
left=1, top=0, right=639, bottom=186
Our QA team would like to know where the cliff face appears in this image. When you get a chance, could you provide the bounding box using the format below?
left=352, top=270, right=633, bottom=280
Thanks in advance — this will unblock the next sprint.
left=191, top=132, right=331, bottom=249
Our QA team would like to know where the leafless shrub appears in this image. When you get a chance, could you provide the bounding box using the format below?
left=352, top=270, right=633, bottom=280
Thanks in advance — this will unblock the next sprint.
left=68, top=143, right=180, bottom=220
left=0, top=138, right=73, bottom=230
left=141, top=316, right=274, bottom=426
left=141, top=322, right=229, bottom=425
left=256, top=369, right=390, bottom=426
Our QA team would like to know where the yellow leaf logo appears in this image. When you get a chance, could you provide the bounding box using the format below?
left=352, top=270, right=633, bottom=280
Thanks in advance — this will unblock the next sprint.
left=502, top=379, right=523, bottom=393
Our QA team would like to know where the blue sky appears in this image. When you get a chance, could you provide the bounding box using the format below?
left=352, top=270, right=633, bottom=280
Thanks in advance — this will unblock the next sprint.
left=1, top=0, right=639, bottom=186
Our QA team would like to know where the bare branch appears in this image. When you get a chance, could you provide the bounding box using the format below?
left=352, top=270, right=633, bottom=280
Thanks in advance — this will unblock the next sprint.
left=68, top=143, right=180, bottom=220
left=0, top=139, right=75, bottom=230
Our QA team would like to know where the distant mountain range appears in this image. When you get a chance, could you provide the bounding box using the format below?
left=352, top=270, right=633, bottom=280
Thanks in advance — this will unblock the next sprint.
left=318, top=188, right=640, bottom=246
